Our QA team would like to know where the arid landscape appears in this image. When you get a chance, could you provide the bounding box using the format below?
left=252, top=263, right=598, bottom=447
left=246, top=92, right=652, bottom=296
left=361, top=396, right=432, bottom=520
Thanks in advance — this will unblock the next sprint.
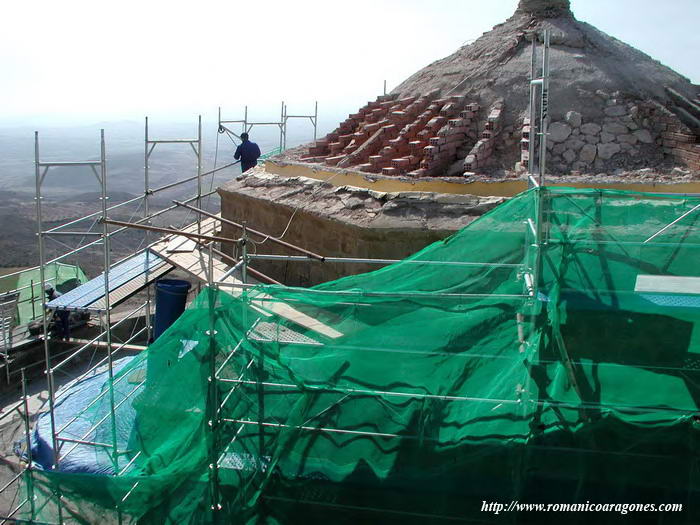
left=0, top=120, right=303, bottom=278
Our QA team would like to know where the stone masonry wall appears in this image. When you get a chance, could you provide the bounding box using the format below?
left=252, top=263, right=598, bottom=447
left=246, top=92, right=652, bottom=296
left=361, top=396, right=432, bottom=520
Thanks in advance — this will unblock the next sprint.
left=218, top=172, right=503, bottom=286
left=219, top=192, right=450, bottom=286
left=302, top=89, right=698, bottom=178
left=531, top=90, right=698, bottom=173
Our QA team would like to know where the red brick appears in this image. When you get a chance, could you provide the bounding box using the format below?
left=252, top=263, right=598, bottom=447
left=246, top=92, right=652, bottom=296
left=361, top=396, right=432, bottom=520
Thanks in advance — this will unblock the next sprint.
left=662, top=132, right=696, bottom=143
left=488, top=108, right=502, bottom=121
left=329, top=142, right=344, bottom=154
left=382, top=167, right=398, bottom=176
left=299, top=155, right=327, bottom=162
left=324, top=155, right=345, bottom=166
left=463, top=155, right=478, bottom=170
left=381, top=146, right=399, bottom=158
left=391, top=158, right=410, bottom=169
left=423, top=145, right=438, bottom=157
left=440, top=103, right=456, bottom=116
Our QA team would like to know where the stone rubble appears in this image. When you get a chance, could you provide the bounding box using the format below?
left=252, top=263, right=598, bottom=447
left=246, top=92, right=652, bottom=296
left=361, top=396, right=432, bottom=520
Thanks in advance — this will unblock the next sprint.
left=286, top=0, right=699, bottom=178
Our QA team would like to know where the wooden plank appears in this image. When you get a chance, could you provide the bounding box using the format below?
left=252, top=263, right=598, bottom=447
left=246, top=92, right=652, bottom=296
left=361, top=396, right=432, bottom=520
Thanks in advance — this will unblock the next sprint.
left=635, top=275, right=700, bottom=294
left=150, top=214, right=342, bottom=339
left=150, top=243, right=342, bottom=339
left=69, top=338, right=148, bottom=352
left=165, top=236, right=196, bottom=253
left=251, top=298, right=343, bottom=339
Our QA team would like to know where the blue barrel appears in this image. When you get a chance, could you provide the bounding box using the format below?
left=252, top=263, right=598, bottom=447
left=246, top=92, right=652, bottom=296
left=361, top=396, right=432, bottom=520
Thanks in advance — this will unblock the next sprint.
left=153, top=279, right=191, bottom=340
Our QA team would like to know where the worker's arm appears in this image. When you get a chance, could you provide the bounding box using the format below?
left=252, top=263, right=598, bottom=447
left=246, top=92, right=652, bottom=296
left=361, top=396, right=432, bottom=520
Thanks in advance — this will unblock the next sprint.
left=234, top=145, right=241, bottom=160
left=254, top=143, right=261, bottom=159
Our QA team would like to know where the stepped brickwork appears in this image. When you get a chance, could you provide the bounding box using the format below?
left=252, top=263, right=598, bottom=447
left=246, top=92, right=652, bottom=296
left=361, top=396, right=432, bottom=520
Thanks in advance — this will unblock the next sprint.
left=302, top=91, right=482, bottom=177
left=297, top=0, right=698, bottom=177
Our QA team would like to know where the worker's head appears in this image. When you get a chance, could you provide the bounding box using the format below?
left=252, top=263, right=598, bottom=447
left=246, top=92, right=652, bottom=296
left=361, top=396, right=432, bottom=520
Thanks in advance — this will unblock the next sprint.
left=241, top=132, right=249, bottom=141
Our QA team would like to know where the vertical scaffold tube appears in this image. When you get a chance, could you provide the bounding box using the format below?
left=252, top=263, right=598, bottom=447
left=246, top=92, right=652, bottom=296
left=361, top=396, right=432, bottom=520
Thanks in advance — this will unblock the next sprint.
left=100, top=129, right=119, bottom=474
left=144, top=117, right=152, bottom=343
left=538, top=29, right=551, bottom=185
left=528, top=33, right=538, bottom=180
left=197, top=115, right=203, bottom=236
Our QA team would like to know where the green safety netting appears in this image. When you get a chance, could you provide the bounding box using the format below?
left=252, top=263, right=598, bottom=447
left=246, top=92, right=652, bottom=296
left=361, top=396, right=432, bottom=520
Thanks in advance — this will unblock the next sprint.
left=19, top=187, right=700, bottom=524
left=259, top=147, right=283, bottom=161
left=15, top=263, right=87, bottom=325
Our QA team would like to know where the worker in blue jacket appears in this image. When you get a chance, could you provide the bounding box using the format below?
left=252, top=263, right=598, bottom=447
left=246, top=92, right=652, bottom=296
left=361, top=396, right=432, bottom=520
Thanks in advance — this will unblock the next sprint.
left=234, top=133, right=261, bottom=173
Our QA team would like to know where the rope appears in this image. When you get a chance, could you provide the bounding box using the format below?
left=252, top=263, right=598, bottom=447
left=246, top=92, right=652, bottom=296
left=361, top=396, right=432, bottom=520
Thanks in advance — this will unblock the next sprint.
left=204, top=125, right=239, bottom=210
left=203, top=124, right=222, bottom=210
left=247, top=170, right=343, bottom=247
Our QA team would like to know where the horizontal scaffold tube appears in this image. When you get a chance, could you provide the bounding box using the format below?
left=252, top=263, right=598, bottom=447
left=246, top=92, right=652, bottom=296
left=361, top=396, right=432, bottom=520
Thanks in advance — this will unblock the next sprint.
left=149, top=161, right=239, bottom=194
left=195, top=241, right=283, bottom=286
left=247, top=254, right=522, bottom=268
left=100, top=218, right=239, bottom=244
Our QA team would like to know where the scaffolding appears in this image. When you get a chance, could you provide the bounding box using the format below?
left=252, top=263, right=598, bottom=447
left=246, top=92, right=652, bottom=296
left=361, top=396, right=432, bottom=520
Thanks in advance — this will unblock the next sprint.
left=0, top=103, right=331, bottom=522
left=218, top=101, right=318, bottom=155
left=3, top=92, right=700, bottom=523
left=3, top=173, right=700, bottom=522
left=528, top=28, right=551, bottom=187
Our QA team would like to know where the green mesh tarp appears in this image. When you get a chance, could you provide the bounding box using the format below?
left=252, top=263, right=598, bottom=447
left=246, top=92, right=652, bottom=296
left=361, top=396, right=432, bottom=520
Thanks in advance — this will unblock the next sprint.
left=15, top=263, right=87, bottom=325
left=18, top=187, right=700, bottom=524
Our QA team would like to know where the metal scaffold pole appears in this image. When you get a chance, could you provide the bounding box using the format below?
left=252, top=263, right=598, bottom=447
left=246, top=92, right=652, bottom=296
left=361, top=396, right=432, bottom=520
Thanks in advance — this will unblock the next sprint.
left=313, top=101, right=318, bottom=141
left=34, top=131, right=65, bottom=524
left=527, top=28, right=550, bottom=186
left=279, top=101, right=285, bottom=152
left=528, top=32, right=538, bottom=185
left=21, top=369, right=36, bottom=519
left=34, top=132, right=58, bottom=461
left=98, top=128, right=120, bottom=476
left=197, top=115, right=203, bottom=235
left=538, top=29, right=551, bottom=186
left=144, top=117, right=152, bottom=343
left=206, top=240, right=221, bottom=521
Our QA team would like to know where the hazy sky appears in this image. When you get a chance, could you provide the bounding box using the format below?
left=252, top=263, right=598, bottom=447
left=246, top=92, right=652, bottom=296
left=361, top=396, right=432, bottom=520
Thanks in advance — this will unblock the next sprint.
left=2, top=0, right=698, bottom=126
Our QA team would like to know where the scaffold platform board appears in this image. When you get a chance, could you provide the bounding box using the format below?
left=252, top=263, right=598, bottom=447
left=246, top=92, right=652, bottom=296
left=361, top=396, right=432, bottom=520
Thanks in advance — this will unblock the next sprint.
left=46, top=251, right=172, bottom=312
left=149, top=216, right=342, bottom=339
